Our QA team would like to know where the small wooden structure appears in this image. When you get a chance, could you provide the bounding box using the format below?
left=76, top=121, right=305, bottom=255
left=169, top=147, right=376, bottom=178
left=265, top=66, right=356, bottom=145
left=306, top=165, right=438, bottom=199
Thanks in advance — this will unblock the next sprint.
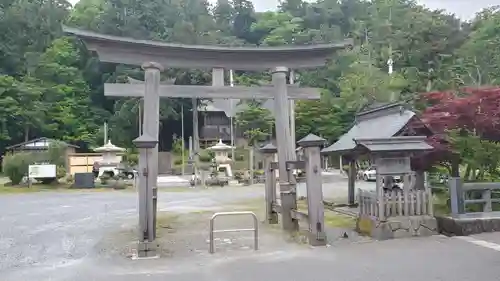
left=68, top=141, right=125, bottom=175
left=5, top=137, right=79, bottom=171
left=68, top=153, right=122, bottom=175
left=353, top=136, right=437, bottom=240
left=322, top=102, right=432, bottom=205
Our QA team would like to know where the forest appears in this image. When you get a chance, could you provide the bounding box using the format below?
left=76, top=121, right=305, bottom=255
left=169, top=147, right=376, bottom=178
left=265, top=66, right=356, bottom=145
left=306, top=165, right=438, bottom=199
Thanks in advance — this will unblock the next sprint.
left=1, top=0, right=500, bottom=179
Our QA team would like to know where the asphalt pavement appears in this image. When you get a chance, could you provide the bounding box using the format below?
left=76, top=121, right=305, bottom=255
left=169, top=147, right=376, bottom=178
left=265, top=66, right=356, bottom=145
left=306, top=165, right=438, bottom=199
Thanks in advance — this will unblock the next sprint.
left=1, top=175, right=500, bottom=281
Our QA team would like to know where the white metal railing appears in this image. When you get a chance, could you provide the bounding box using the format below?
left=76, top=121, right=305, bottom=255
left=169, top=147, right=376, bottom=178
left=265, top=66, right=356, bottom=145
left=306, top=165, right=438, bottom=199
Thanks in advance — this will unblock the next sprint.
left=358, top=188, right=433, bottom=218
left=209, top=211, right=259, bottom=254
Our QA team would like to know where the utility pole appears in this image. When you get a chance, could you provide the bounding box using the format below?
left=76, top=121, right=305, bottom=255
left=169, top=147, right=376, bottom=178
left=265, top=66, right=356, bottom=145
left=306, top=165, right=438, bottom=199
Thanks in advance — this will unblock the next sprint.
left=181, top=104, right=185, bottom=175
left=192, top=98, right=199, bottom=178
left=138, top=99, right=143, bottom=135
left=229, top=69, right=235, bottom=160
left=289, top=70, right=296, bottom=152
left=104, top=122, right=108, bottom=144
left=387, top=5, right=396, bottom=102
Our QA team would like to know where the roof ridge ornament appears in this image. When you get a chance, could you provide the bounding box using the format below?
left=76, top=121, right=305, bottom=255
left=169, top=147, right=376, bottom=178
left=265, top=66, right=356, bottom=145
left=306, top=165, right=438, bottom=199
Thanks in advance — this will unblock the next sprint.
left=356, top=102, right=407, bottom=122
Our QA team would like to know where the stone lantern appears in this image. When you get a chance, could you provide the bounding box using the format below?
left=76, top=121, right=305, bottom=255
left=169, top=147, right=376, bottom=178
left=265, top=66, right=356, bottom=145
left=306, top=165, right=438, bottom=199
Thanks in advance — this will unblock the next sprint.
left=207, top=139, right=234, bottom=178
left=208, top=139, right=233, bottom=163
left=94, top=140, right=125, bottom=165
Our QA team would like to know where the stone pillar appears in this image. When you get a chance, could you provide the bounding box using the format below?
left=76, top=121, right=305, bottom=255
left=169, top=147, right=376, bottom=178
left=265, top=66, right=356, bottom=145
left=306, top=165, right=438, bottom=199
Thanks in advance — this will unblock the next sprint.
left=137, top=144, right=148, bottom=240
left=298, top=134, right=327, bottom=246
left=249, top=147, right=254, bottom=185
left=403, top=174, right=411, bottom=216
left=414, top=170, right=425, bottom=190
left=142, top=62, right=163, bottom=241
left=289, top=69, right=296, bottom=153
left=348, top=159, right=356, bottom=206
left=272, top=66, right=298, bottom=231
left=192, top=98, right=199, bottom=177
left=260, top=143, right=278, bottom=224
left=212, top=68, right=224, bottom=86
left=449, top=177, right=464, bottom=215
left=133, top=133, right=159, bottom=258
left=376, top=172, right=385, bottom=221
left=383, top=176, right=393, bottom=190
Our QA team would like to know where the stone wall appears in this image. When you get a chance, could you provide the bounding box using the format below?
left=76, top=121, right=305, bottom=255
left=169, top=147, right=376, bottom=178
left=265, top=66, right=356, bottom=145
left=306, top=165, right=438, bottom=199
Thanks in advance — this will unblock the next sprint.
left=356, top=215, right=438, bottom=240
left=436, top=215, right=500, bottom=236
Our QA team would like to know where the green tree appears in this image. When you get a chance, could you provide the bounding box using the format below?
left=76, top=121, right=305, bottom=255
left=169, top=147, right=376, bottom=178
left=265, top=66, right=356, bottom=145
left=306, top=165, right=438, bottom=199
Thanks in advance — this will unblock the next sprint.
left=235, top=100, right=274, bottom=145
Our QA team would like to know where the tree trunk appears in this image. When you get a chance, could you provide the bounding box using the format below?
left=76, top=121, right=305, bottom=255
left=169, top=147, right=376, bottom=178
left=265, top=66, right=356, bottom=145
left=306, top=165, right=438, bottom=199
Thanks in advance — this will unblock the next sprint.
left=464, top=164, right=471, bottom=180
left=24, top=125, right=29, bottom=142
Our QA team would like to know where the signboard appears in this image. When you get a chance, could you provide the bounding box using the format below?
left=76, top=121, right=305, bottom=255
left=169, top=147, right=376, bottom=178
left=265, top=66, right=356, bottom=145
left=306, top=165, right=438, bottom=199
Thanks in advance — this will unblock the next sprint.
left=375, top=157, right=411, bottom=175
left=28, top=164, right=57, bottom=178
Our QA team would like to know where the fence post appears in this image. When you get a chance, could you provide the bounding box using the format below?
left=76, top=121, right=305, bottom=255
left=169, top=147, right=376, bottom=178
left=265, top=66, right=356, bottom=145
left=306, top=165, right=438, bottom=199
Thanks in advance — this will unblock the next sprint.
left=482, top=189, right=492, bottom=212
left=298, top=134, right=327, bottom=246
left=348, top=159, right=356, bottom=206
left=358, top=188, right=364, bottom=215
left=449, top=177, right=464, bottom=215
left=260, top=144, right=278, bottom=224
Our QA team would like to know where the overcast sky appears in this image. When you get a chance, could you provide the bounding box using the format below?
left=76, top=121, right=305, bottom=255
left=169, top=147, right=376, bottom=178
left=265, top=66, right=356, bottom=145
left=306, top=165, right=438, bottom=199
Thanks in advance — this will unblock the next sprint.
left=252, top=0, right=497, bottom=20
left=69, top=0, right=497, bottom=20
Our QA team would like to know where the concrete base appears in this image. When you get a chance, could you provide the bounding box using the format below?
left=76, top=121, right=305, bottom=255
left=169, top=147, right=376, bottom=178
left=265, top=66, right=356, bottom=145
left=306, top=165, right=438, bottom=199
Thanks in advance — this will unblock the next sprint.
left=132, top=241, right=160, bottom=259
left=436, top=211, right=500, bottom=236
left=356, top=215, right=438, bottom=240
left=307, top=232, right=328, bottom=246
left=268, top=212, right=279, bottom=224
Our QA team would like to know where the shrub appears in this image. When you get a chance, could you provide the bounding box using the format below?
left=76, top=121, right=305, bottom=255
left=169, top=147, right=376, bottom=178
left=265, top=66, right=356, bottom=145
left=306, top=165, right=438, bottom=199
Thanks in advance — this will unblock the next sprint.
left=65, top=174, right=74, bottom=184
left=46, top=142, right=67, bottom=167
left=199, top=150, right=213, bottom=162
left=254, top=169, right=264, bottom=176
left=100, top=174, right=111, bottom=185
left=56, top=166, right=66, bottom=179
left=2, top=152, right=34, bottom=185
left=342, top=165, right=350, bottom=173
left=122, top=149, right=138, bottom=166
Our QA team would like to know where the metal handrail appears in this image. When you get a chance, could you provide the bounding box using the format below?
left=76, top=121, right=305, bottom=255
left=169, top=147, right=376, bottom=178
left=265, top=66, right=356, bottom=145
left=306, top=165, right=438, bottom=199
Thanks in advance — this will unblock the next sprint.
left=209, top=211, right=259, bottom=254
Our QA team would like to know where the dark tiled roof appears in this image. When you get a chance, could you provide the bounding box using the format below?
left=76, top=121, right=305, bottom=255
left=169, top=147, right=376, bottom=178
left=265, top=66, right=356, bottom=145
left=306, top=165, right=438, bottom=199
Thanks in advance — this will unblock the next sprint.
left=322, top=103, right=420, bottom=154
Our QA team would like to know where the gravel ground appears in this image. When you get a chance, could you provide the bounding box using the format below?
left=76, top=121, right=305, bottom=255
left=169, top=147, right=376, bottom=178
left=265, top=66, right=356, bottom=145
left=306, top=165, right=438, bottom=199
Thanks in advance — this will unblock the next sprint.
left=0, top=186, right=265, bottom=281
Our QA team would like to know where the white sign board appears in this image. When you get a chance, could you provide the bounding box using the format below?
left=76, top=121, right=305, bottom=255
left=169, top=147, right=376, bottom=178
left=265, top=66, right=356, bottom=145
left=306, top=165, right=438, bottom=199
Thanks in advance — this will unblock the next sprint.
left=28, top=164, right=57, bottom=178
left=375, top=157, right=411, bottom=175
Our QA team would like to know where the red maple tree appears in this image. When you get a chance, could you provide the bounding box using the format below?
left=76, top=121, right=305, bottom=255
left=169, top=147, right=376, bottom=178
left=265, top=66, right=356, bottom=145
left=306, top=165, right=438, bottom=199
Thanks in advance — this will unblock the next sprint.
left=420, top=87, right=500, bottom=140
left=411, top=87, right=500, bottom=171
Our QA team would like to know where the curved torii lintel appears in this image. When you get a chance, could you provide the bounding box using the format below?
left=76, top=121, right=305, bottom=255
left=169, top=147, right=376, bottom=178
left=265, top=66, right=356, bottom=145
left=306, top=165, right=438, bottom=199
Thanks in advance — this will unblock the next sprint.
left=62, top=26, right=354, bottom=70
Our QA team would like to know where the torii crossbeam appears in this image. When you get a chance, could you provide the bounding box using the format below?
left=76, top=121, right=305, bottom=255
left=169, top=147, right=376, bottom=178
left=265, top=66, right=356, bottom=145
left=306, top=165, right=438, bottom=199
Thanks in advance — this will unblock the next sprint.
left=104, top=83, right=320, bottom=99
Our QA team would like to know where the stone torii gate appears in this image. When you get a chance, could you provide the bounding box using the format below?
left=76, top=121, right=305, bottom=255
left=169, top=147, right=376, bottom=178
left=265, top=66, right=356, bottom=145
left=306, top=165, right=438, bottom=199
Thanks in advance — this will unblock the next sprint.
left=63, top=26, right=353, bottom=257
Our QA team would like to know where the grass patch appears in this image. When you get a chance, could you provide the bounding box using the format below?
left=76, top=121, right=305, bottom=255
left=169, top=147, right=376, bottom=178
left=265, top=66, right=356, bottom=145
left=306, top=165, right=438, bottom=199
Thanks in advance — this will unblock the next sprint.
left=225, top=197, right=266, bottom=213
left=160, top=187, right=205, bottom=193
left=433, top=192, right=450, bottom=215
left=156, top=213, right=179, bottom=238
left=0, top=183, right=72, bottom=194
left=297, top=198, right=355, bottom=228
left=0, top=182, right=134, bottom=194
left=325, top=213, right=356, bottom=228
